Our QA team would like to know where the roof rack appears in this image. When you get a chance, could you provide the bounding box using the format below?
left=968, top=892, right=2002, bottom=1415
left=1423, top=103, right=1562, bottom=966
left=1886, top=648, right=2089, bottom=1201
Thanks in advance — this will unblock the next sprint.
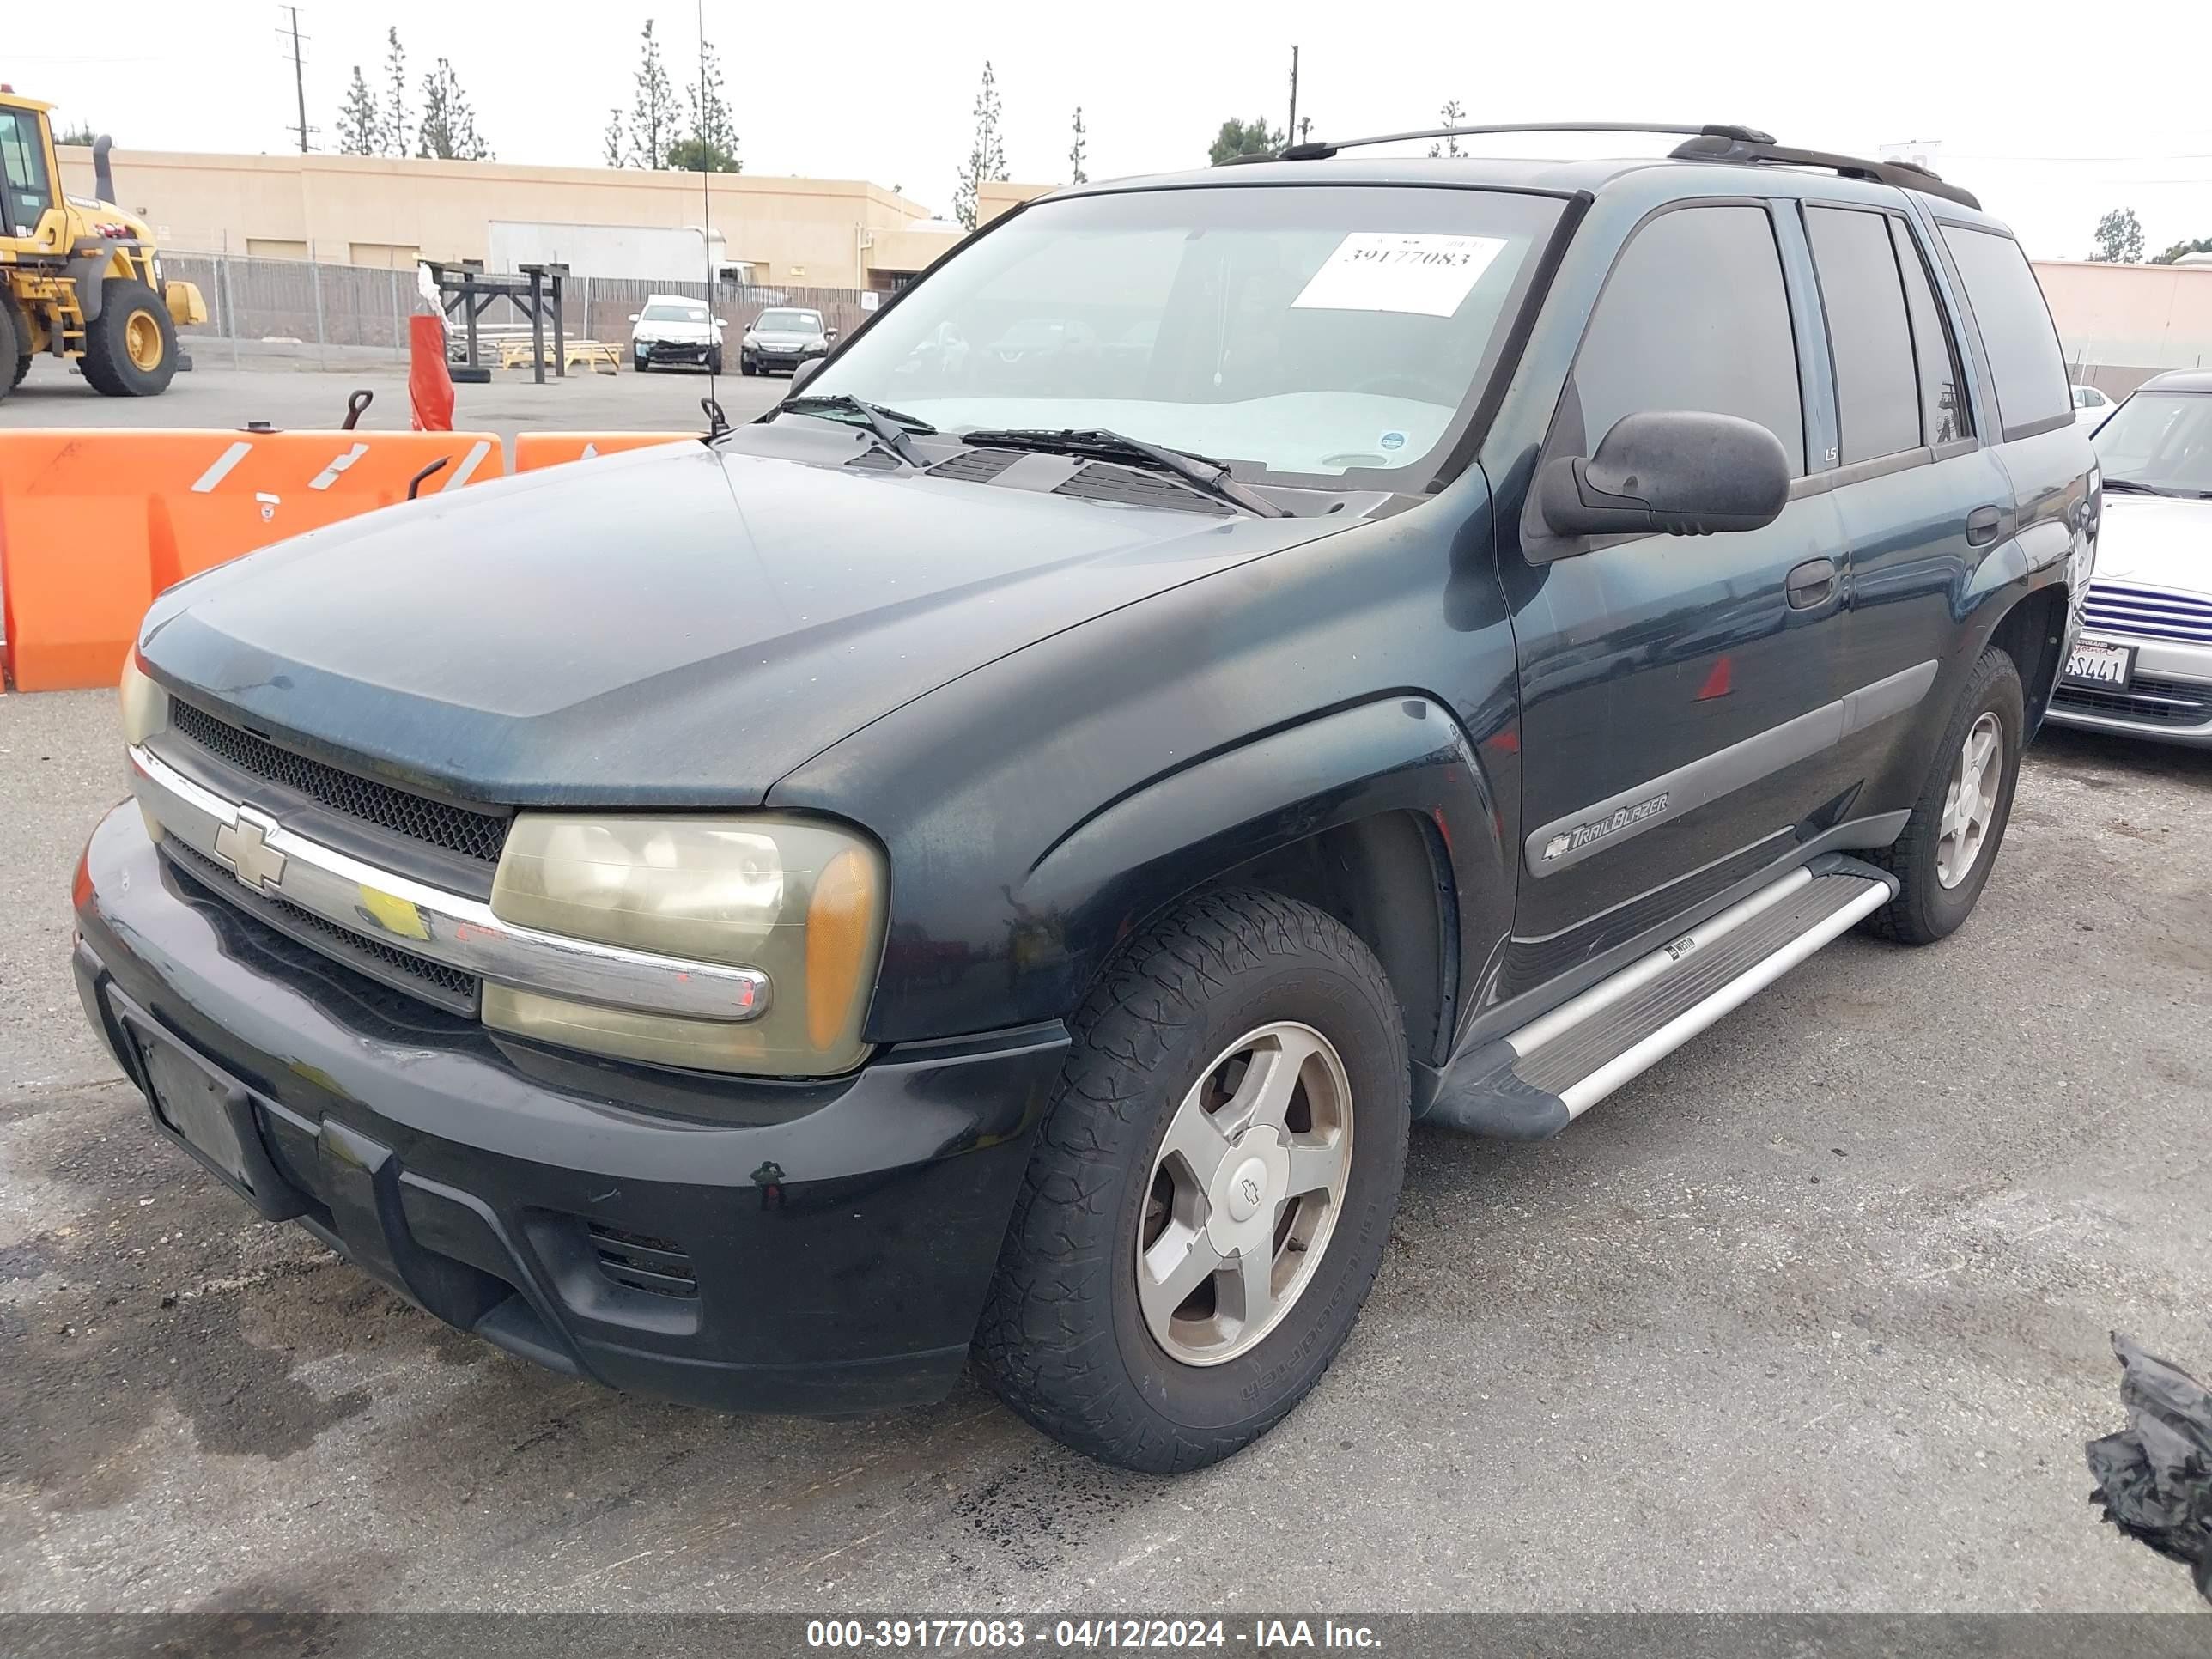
left=1270, top=121, right=1772, bottom=163
left=1667, top=131, right=1981, bottom=210
left=1248, top=120, right=1982, bottom=211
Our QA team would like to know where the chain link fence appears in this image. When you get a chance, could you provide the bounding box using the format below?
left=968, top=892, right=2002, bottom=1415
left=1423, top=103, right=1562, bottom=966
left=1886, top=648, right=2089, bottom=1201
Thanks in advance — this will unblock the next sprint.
left=163, top=253, right=879, bottom=368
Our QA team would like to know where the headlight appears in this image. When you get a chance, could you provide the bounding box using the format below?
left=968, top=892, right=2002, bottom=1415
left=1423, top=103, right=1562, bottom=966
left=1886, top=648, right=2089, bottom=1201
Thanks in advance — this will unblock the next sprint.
left=119, top=653, right=168, bottom=746
left=482, top=814, right=887, bottom=1078
left=119, top=654, right=170, bottom=842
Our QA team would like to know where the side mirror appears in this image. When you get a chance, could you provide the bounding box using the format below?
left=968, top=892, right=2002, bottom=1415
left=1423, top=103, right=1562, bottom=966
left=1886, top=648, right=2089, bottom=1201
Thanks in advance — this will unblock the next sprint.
left=627, top=313, right=640, bottom=323
left=1540, top=410, right=1790, bottom=539
left=824, top=328, right=839, bottom=343
left=788, top=358, right=826, bottom=394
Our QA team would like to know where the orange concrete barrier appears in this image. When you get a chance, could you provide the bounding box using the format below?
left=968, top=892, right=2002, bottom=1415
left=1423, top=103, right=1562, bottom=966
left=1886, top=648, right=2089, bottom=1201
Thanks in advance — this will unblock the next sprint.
left=0, top=428, right=502, bottom=692
left=512, top=432, right=694, bottom=471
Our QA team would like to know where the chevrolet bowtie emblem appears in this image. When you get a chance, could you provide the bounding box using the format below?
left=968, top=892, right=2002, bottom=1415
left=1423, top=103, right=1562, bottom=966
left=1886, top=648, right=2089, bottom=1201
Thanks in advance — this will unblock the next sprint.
left=212, top=808, right=287, bottom=895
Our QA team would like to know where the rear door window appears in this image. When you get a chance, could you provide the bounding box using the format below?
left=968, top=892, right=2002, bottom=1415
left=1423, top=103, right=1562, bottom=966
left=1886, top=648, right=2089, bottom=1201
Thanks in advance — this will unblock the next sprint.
left=1940, top=225, right=2071, bottom=439
left=1891, top=221, right=1970, bottom=444
left=1565, top=204, right=1806, bottom=475
left=1806, top=206, right=1922, bottom=464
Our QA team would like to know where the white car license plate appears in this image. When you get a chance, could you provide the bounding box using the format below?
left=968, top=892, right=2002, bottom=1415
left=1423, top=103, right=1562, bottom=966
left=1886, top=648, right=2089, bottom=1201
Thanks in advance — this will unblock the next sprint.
left=2063, top=637, right=2134, bottom=690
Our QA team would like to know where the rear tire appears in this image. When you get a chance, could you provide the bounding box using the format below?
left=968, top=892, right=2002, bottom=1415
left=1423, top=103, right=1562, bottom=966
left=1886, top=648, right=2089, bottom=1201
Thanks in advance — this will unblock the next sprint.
left=0, top=293, right=23, bottom=403
left=975, top=887, right=1410, bottom=1473
left=79, top=278, right=178, bottom=397
left=1863, top=646, right=2024, bottom=945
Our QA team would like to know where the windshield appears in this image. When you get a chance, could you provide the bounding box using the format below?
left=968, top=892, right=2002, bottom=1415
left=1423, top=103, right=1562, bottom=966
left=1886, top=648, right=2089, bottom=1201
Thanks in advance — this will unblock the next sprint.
left=642, top=302, right=709, bottom=324
left=804, top=185, right=1563, bottom=482
left=2094, top=392, right=2212, bottom=496
left=757, top=309, right=823, bottom=331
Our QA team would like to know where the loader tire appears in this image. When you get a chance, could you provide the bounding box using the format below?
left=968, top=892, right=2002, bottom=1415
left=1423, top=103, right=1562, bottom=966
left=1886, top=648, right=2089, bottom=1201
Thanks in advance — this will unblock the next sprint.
left=80, top=278, right=179, bottom=397
left=0, top=294, right=21, bottom=403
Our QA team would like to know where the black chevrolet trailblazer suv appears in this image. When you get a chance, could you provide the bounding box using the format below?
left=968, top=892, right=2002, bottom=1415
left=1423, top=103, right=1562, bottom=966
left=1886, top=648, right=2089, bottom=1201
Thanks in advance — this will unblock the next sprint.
left=76, top=124, right=2095, bottom=1472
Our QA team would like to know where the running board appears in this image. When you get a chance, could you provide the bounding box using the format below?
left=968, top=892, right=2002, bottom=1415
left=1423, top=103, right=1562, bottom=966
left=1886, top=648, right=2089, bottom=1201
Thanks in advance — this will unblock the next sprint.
left=1427, top=854, right=1898, bottom=1139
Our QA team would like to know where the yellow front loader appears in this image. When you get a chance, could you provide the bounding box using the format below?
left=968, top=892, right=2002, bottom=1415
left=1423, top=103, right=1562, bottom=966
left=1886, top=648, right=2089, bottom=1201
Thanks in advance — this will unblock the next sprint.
left=0, top=87, right=205, bottom=403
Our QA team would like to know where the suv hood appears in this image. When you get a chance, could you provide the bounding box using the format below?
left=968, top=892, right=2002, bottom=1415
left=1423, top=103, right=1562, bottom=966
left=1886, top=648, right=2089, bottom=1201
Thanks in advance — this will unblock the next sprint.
left=139, top=441, right=1334, bottom=806
left=2096, top=493, right=2210, bottom=600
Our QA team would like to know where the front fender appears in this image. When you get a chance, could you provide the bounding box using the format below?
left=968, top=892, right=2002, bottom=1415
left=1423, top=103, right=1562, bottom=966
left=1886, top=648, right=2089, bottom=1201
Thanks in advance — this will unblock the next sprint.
left=1015, top=696, right=1509, bottom=1054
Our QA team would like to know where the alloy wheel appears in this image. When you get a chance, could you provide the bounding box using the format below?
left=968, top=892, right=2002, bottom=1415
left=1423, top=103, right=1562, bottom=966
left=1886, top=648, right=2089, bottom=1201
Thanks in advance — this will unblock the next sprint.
left=1134, top=1021, right=1353, bottom=1367
left=1936, top=711, right=2003, bottom=889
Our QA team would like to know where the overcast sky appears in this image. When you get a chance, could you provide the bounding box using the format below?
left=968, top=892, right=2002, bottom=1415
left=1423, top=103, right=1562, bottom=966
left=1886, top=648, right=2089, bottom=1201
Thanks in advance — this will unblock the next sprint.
left=18, top=1, right=2211, bottom=259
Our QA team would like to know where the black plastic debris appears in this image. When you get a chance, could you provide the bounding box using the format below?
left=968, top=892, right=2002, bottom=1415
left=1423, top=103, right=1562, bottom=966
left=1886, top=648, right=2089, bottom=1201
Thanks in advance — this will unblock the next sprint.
left=2086, top=1332, right=2212, bottom=1603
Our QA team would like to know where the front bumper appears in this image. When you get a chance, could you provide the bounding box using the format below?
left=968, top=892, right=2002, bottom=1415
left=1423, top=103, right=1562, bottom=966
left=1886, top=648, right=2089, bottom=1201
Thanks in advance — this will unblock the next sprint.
left=743, top=344, right=824, bottom=368
left=72, top=803, right=1066, bottom=1414
left=2044, top=632, right=2212, bottom=747
left=634, top=339, right=717, bottom=365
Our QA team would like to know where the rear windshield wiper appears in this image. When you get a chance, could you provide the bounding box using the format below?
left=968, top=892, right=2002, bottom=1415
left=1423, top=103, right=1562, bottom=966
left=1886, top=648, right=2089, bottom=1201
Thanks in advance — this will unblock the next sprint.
left=779, top=393, right=936, bottom=469
left=958, top=427, right=1287, bottom=519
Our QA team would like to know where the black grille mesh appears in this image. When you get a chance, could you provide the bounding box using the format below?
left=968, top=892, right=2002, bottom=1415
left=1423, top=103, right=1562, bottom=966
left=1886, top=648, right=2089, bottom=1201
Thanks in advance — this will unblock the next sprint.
left=2051, top=674, right=2212, bottom=726
left=586, top=1223, right=700, bottom=1298
left=167, top=839, right=480, bottom=1012
left=170, top=701, right=510, bottom=866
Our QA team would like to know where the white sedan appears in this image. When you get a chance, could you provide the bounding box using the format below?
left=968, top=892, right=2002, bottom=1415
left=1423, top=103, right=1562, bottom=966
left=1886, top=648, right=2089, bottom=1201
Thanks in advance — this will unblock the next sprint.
left=2071, top=383, right=2118, bottom=430
left=2044, top=369, right=2212, bottom=747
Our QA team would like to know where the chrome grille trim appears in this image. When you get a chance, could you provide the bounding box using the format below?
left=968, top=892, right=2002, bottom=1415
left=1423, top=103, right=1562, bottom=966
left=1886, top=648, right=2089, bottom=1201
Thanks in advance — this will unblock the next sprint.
left=129, top=744, right=770, bottom=1024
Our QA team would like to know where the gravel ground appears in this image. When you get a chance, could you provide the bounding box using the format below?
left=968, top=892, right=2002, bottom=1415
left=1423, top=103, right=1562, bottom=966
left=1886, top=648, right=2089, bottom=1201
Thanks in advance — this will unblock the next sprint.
left=1, top=685, right=2207, bottom=1614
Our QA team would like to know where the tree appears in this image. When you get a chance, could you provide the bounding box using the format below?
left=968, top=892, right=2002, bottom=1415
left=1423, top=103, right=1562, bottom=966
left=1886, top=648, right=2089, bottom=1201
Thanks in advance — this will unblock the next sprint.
left=672, top=39, right=740, bottom=173
left=1207, top=116, right=1280, bottom=167
left=1427, top=100, right=1465, bottom=159
left=380, top=27, right=410, bottom=158
left=603, top=109, right=625, bottom=169
left=623, top=20, right=678, bottom=169
left=1068, top=105, right=1088, bottom=185
left=417, top=58, right=492, bottom=161
left=337, top=67, right=380, bottom=155
left=55, top=122, right=98, bottom=146
left=2152, top=235, right=2212, bottom=265
left=951, top=62, right=1008, bottom=231
left=2091, top=207, right=2144, bottom=264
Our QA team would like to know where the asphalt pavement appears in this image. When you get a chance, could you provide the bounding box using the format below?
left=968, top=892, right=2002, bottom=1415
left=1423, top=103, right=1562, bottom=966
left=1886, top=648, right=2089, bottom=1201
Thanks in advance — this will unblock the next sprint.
left=1, top=355, right=788, bottom=448
left=3, top=677, right=2208, bottom=1613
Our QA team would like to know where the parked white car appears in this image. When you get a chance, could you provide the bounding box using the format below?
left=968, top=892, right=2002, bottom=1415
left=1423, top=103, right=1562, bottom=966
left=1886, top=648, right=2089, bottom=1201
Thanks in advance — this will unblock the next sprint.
left=2044, top=369, right=2212, bottom=746
left=629, top=295, right=724, bottom=374
left=2071, top=383, right=2118, bottom=429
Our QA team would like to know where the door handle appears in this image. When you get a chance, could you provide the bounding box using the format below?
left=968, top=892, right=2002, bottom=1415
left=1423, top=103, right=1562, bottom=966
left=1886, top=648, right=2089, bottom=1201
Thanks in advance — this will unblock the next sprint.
left=1966, top=505, right=2002, bottom=546
left=1785, top=556, right=1837, bottom=610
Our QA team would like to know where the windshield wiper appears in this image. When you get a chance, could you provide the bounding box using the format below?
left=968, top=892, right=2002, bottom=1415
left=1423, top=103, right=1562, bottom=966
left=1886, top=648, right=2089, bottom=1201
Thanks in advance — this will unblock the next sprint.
left=2100, top=477, right=2167, bottom=495
left=778, top=394, right=936, bottom=469
left=958, top=427, right=1287, bottom=519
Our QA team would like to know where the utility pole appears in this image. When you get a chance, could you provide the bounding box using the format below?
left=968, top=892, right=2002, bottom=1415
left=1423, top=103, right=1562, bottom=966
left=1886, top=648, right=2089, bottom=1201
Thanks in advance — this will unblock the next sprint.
left=278, top=6, right=316, bottom=153
left=1287, top=46, right=1299, bottom=145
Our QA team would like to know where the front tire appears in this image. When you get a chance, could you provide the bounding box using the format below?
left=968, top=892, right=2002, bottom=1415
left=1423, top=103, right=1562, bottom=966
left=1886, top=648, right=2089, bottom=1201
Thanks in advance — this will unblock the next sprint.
left=79, top=278, right=179, bottom=397
left=975, top=888, right=1409, bottom=1473
left=632, top=349, right=649, bottom=373
left=1864, top=646, right=2024, bottom=945
left=706, top=347, right=724, bottom=375
left=0, top=292, right=21, bottom=404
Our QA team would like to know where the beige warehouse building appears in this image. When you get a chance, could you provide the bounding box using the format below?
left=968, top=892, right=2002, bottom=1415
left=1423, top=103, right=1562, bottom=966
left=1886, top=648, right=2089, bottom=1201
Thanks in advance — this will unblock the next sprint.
left=56, top=144, right=1052, bottom=289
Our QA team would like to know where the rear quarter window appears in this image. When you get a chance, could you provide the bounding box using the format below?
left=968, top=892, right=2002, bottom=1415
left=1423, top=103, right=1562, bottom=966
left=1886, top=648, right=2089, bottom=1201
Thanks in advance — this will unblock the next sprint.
left=1940, top=225, right=2072, bottom=439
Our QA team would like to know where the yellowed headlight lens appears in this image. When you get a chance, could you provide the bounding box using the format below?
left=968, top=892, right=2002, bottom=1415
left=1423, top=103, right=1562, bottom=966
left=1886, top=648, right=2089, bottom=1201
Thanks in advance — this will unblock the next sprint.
left=484, top=814, right=887, bottom=1077
left=118, top=653, right=168, bottom=747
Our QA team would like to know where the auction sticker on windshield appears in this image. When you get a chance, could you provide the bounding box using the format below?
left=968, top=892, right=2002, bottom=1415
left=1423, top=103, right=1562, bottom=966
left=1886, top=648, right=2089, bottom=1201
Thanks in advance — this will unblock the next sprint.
left=1292, top=233, right=1507, bottom=317
left=2063, top=636, right=2134, bottom=690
